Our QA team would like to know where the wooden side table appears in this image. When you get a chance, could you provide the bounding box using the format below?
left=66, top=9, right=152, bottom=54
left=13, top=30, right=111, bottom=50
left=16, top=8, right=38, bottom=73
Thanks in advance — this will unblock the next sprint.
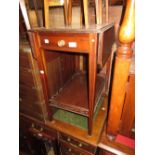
left=28, top=23, right=114, bottom=135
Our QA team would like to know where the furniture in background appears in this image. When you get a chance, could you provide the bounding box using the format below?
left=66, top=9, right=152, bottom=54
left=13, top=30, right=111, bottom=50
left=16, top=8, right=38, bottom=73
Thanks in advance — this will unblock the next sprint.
left=20, top=115, right=59, bottom=155
left=37, top=0, right=108, bottom=27
left=106, top=0, right=135, bottom=139
left=20, top=0, right=110, bottom=28
left=97, top=0, right=135, bottom=154
left=19, top=41, right=48, bottom=121
left=20, top=95, right=108, bottom=155
left=44, top=0, right=72, bottom=27
left=119, top=60, right=135, bottom=138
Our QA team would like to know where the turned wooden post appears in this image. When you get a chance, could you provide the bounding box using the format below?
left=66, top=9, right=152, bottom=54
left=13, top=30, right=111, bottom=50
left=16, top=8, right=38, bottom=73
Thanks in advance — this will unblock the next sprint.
left=107, top=0, right=135, bottom=138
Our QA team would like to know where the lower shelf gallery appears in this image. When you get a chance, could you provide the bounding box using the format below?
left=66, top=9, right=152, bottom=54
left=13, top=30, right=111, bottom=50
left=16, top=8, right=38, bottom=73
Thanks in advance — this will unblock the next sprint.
left=53, top=97, right=104, bottom=130
left=49, top=72, right=105, bottom=116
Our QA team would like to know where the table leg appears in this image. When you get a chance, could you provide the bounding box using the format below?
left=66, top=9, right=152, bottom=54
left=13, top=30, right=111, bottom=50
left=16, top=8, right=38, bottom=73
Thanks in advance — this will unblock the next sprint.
left=88, top=34, right=97, bottom=135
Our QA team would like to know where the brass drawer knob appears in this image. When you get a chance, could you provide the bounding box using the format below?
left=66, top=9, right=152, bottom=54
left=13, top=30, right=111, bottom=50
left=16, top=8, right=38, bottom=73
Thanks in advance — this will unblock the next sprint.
left=31, top=123, right=35, bottom=128
left=44, top=39, right=50, bottom=44
left=68, top=148, right=72, bottom=152
left=19, top=98, right=22, bottom=102
left=67, top=137, right=71, bottom=142
left=57, top=40, right=65, bottom=47
left=40, top=70, right=44, bottom=74
left=78, top=143, right=82, bottom=147
left=37, top=133, right=43, bottom=137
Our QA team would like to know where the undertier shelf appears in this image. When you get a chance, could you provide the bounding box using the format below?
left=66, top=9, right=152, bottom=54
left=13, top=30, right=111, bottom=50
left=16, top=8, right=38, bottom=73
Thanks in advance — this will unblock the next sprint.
left=49, top=73, right=105, bottom=116
left=53, top=97, right=104, bottom=130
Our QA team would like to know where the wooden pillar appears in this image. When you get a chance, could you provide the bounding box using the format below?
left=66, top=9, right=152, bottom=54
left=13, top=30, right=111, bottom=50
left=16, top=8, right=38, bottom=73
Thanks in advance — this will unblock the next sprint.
left=88, top=34, right=97, bottom=135
left=106, top=0, right=135, bottom=138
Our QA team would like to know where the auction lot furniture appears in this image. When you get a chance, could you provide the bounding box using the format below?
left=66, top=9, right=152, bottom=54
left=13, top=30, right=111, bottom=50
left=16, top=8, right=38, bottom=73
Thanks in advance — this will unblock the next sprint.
left=28, top=23, right=115, bottom=135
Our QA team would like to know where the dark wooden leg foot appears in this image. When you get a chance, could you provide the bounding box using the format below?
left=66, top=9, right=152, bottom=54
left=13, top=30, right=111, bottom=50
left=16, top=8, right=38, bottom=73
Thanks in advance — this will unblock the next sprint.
left=88, top=117, right=93, bottom=136
left=52, top=139, right=60, bottom=155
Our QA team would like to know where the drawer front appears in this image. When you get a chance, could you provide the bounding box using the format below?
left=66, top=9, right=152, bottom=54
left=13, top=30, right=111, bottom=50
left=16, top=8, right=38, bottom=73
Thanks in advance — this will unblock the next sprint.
left=20, top=106, right=44, bottom=121
left=20, top=98, right=42, bottom=112
left=29, top=127, right=57, bottom=141
left=19, top=67, right=36, bottom=87
left=19, top=82, right=43, bottom=118
left=20, top=117, right=57, bottom=140
left=43, top=127, right=57, bottom=139
left=20, top=117, right=32, bottom=132
left=59, top=133, right=96, bottom=154
left=39, top=33, right=90, bottom=53
left=19, top=49, right=32, bottom=69
left=19, top=83, right=40, bottom=102
left=60, top=140, right=92, bottom=155
left=19, top=42, right=46, bottom=120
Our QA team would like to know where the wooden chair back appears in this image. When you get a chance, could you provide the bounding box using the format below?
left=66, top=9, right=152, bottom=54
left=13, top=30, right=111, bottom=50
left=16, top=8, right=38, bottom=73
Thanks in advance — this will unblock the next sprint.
left=44, top=0, right=72, bottom=28
left=43, top=0, right=109, bottom=28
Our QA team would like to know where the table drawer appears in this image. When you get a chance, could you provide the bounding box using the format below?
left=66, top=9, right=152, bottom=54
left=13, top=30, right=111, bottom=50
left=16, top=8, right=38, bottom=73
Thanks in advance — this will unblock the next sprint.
left=59, top=133, right=96, bottom=154
left=60, top=140, right=92, bottom=155
left=39, top=33, right=90, bottom=53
